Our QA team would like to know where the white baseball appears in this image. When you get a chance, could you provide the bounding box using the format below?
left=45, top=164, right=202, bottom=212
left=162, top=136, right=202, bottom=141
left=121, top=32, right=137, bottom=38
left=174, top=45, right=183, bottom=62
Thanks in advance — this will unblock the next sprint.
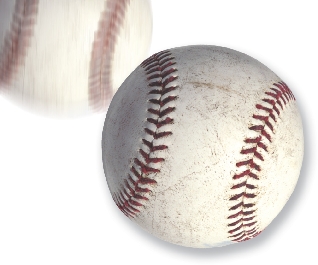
left=0, top=0, right=152, bottom=117
left=102, top=45, right=304, bottom=248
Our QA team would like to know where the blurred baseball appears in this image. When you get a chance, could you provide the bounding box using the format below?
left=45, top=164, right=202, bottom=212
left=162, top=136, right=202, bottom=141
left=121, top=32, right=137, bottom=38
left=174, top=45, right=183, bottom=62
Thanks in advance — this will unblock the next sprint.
left=102, top=45, right=304, bottom=248
left=0, top=0, right=152, bottom=117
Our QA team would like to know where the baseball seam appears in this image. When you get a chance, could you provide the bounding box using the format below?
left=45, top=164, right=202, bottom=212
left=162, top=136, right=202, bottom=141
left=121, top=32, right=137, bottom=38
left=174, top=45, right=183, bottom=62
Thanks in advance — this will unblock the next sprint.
left=114, top=50, right=178, bottom=217
left=227, top=82, right=296, bottom=242
left=0, top=0, right=39, bottom=88
left=89, top=0, right=130, bottom=111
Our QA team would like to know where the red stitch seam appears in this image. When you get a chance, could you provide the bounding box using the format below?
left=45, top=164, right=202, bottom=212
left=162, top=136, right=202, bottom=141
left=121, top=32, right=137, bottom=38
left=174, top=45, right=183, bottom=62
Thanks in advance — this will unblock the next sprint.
left=228, top=82, right=295, bottom=242
left=114, top=50, right=178, bottom=218
left=88, top=0, right=130, bottom=111
left=0, top=0, right=39, bottom=88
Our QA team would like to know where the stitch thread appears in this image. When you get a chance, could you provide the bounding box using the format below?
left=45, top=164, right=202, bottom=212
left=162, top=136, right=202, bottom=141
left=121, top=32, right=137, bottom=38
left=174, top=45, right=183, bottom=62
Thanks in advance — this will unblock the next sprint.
left=228, top=82, right=295, bottom=242
left=0, top=0, right=39, bottom=88
left=114, top=50, right=178, bottom=218
left=89, top=0, right=130, bottom=111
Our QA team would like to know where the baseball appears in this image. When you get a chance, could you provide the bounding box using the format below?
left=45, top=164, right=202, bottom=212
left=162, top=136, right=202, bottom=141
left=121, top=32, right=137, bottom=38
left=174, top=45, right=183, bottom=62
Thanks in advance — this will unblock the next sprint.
left=0, top=0, right=152, bottom=117
left=102, top=45, right=304, bottom=248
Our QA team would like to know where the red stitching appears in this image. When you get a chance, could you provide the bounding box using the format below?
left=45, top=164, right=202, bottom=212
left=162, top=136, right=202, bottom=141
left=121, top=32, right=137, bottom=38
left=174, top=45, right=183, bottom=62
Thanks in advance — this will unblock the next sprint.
left=88, top=0, right=130, bottom=111
left=114, top=50, right=178, bottom=218
left=0, top=0, right=39, bottom=88
left=228, top=82, right=295, bottom=242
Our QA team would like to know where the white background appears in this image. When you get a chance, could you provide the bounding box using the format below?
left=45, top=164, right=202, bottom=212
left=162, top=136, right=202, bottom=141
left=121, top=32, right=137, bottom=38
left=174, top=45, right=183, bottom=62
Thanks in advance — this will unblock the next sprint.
left=0, top=0, right=316, bottom=264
